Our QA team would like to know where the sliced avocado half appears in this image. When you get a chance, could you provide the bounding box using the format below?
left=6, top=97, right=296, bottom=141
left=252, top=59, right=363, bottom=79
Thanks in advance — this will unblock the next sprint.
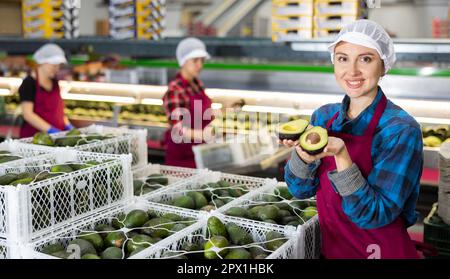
left=299, top=126, right=328, bottom=155
left=277, top=119, right=309, bottom=141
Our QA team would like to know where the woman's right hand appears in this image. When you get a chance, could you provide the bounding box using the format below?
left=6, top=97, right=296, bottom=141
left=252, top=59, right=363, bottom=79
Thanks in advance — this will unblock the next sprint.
left=278, top=139, right=317, bottom=164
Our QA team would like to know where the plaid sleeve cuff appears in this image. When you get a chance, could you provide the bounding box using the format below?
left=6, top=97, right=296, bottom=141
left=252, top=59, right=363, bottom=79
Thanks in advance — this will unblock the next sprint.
left=327, top=163, right=365, bottom=197
left=288, top=149, right=321, bottom=179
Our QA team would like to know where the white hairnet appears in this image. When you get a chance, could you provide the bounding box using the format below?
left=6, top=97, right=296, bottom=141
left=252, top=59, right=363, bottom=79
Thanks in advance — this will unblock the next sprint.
left=33, top=43, right=67, bottom=65
left=176, top=37, right=210, bottom=67
left=328, top=19, right=396, bottom=74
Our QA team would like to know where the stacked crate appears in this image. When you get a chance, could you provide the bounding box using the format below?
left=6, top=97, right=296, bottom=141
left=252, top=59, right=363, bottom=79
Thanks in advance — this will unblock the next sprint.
left=313, top=0, right=366, bottom=39
left=271, top=0, right=314, bottom=42
left=135, top=0, right=165, bottom=40
left=109, top=0, right=165, bottom=40
left=109, top=0, right=136, bottom=40
left=272, top=0, right=367, bottom=42
left=22, top=0, right=80, bottom=39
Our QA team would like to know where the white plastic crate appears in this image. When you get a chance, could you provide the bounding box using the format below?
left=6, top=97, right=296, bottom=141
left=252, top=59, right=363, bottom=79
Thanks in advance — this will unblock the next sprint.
left=272, top=28, right=313, bottom=42
left=272, top=2, right=314, bottom=16
left=0, top=140, right=49, bottom=167
left=314, top=28, right=340, bottom=39
left=18, top=124, right=148, bottom=168
left=132, top=164, right=207, bottom=196
left=143, top=171, right=277, bottom=212
left=314, top=14, right=359, bottom=29
left=315, top=0, right=361, bottom=15
left=135, top=211, right=300, bottom=259
left=0, top=149, right=133, bottom=243
left=295, top=215, right=320, bottom=259
left=272, top=16, right=313, bottom=29
left=222, top=183, right=317, bottom=227
left=21, top=200, right=202, bottom=259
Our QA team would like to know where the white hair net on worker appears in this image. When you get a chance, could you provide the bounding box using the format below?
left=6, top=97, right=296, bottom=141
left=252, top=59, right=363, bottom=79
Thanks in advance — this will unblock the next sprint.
left=328, top=19, right=396, bottom=74
left=33, top=43, right=67, bottom=65
left=176, top=37, right=211, bottom=67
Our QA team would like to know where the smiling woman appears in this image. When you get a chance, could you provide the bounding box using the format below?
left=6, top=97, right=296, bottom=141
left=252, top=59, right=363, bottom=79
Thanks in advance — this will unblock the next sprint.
left=281, top=20, right=424, bottom=259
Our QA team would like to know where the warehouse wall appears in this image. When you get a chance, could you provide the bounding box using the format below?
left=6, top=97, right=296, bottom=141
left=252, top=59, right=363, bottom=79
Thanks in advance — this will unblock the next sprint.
left=368, top=2, right=448, bottom=38
left=79, top=0, right=109, bottom=36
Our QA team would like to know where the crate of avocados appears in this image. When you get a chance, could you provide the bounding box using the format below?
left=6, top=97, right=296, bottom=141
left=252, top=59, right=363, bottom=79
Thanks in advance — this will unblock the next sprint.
left=132, top=164, right=207, bottom=197
left=0, top=140, right=49, bottom=167
left=424, top=203, right=450, bottom=258
left=223, top=183, right=317, bottom=228
left=134, top=212, right=303, bottom=259
left=0, top=149, right=133, bottom=246
left=18, top=124, right=148, bottom=168
left=21, top=200, right=201, bottom=259
left=143, top=171, right=277, bottom=213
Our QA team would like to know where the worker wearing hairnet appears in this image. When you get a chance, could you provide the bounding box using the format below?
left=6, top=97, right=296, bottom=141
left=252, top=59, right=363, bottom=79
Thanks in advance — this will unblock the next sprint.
left=162, top=37, right=212, bottom=168
left=19, top=43, right=73, bottom=137
left=282, top=20, right=422, bottom=258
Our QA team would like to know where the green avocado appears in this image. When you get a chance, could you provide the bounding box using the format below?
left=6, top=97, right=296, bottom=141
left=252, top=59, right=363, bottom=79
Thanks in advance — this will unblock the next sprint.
left=78, top=231, right=104, bottom=252
left=32, top=132, right=55, bottom=146
left=54, top=136, right=82, bottom=147
left=50, top=164, right=74, bottom=174
left=0, top=155, right=22, bottom=164
left=94, top=224, right=116, bottom=239
left=0, top=173, right=19, bottom=185
left=204, top=236, right=229, bottom=259
left=141, top=217, right=175, bottom=238
left=207, top=216, right=228, bottom=238
left=257, top=205, right=280, bottom=221
left=67, top=239, right=96, bottom=257
left=104, top=231, right=126, bottom=248
left=265, top=231, right=287, bottom=251
left=187, top=191, right=208, bottom=209
left=101, top=247, right=123, bottom=259
left=81, top=253, right=101, bottom=259
left=51, top=250, right=71, bottom=259
left=41, top=243, right=65, bottom=255
left=172, top=196, right=195, bottom=209
left=274, top=186, right=293, bottom=200
left=9, top=177, right=35, bottom=186
left=145, top=174, right=169, bottom=186
left=225, top=207, right=248, bottom=218
left=277, top=119, right=309, bottom=141
left=299, top=126, right=328, bottom=155
left=66, top=128, right=81, bottom=136
left=161, top=213, right=182, bottom=222
left=126, top=234, right=155, bottom=253
left=224, top=248, right=252, bottom=259
left=225, top=223, right=253, bottom=246
left=123, top=209, right=149, bottom=229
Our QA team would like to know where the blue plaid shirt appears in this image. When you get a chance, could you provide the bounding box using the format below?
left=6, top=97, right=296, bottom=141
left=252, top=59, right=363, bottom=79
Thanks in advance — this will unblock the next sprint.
left=285, top=87, right=423, bottom=229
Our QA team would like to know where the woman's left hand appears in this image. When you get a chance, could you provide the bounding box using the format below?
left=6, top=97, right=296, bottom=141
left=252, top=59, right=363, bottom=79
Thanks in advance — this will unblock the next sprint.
left=323, top=136, right=347, bottom=156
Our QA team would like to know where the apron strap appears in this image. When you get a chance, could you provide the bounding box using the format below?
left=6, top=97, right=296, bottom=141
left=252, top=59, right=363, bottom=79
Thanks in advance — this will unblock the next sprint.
left=326, top=111, right=339, bottom=129
left=364, top=93, right=387, bottom=136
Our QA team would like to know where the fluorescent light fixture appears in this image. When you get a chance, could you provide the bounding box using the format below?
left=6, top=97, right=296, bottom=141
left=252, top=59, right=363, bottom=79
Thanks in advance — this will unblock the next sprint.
left=141, top=98, right=163, bottom=105
left=242, top=105, right=311, bottom=115
left=418, top=67, right=436, bottom=76
left=62, top=92, right=136, bottom=104
left=0, top=89, right=11, bottom=96
left=211, top=103, right=223, bottom=109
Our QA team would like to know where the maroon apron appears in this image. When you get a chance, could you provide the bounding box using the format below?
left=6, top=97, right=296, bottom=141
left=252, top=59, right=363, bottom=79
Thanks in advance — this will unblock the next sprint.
left=317, top=93, right=419, bottom=259
left=164, top=89, right=212, bottom=168
left=20, top=72, right=65, bottom=138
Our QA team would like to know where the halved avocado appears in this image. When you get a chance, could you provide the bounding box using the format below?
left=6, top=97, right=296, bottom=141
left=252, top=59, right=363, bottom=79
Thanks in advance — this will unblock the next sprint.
left=299, top=126, right=328, bottom=155
left=277, top=119, right=309, bottom=141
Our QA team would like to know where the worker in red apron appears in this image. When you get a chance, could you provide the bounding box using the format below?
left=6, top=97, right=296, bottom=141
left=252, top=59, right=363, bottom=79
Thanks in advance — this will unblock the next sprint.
left=282, top=20, right=422, bottom=259
left=19, top=43, right=73, bottom=138
left=162, top=38, right=212, bottom=168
